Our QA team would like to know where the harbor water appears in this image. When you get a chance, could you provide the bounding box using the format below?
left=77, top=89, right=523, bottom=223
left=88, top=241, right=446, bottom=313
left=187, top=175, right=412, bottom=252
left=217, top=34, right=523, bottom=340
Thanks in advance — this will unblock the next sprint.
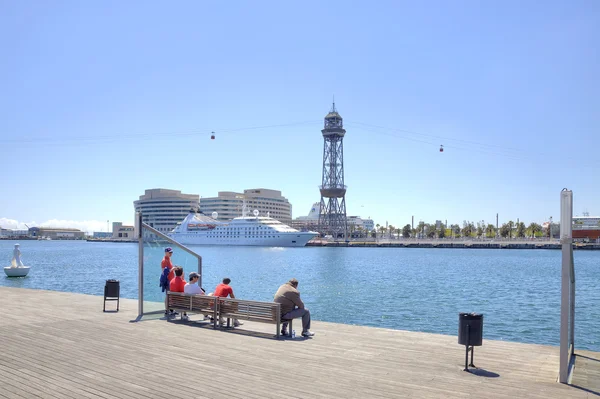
left=1, top=240, right=598, bottom=351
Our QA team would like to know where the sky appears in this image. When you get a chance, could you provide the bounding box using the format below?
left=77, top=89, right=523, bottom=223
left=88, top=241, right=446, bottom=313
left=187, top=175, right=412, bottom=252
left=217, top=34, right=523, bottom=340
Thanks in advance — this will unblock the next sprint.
left=1, top=1, right=599, bottom=233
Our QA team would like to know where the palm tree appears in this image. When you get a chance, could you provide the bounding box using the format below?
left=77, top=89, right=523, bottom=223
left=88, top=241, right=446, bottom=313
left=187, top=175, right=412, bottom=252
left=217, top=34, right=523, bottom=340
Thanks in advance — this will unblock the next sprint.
left=500, top=223, right=510, bottom=238
left=388, top=225, right=395, bottom=239
left=516, top=222, right=526, bottom=238
left=528, top=222, right=542, bottom=238
left=485, top=224, right=496, bottom=238
left=507, top=220, right=515, bottom=239
left=402, top=224, right=411, bottom=238
left=375, top=224, right=380, bottom=239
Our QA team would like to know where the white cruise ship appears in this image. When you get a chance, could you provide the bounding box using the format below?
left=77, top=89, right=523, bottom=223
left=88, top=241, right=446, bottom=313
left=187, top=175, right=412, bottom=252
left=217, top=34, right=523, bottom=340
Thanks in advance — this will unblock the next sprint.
left=168, top=211, right=318, bottom=247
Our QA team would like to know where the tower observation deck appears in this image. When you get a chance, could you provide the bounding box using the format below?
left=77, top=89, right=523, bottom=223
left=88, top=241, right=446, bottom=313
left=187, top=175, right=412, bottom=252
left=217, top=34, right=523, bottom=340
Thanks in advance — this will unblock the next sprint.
left=318, top=102, right=348, bottom=238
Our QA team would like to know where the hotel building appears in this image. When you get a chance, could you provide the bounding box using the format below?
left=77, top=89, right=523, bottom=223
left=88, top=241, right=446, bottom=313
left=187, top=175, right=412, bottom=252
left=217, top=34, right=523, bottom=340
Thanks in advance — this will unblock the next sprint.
left=199, top=188, right=292, bottom=224
left=134, top=189, right=200, bottom=234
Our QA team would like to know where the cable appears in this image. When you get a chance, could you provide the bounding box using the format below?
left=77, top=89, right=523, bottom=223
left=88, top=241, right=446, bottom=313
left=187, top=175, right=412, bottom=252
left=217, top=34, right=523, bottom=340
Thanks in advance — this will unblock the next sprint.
left=0, top=120, right=322, bottom=145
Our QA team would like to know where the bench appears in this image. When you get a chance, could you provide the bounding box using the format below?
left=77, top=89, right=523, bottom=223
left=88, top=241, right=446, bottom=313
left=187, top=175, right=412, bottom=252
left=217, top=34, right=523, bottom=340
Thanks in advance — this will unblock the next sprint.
left=218, top=297, right=293, bottom=338
left=166, top=292, right=218, bottom=328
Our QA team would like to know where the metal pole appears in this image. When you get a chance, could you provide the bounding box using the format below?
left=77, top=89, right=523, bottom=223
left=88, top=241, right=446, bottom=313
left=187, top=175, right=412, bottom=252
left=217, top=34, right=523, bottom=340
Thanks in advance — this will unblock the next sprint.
left=197, top=256, right=203, bottom=291
left=137, top=212, right=144, bottom=317
left=559, top=189, right=573, bottom=384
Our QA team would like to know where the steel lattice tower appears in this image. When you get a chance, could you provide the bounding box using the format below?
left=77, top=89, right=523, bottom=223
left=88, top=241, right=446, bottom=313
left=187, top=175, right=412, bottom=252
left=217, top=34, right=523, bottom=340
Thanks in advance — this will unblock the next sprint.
left=318, top=102, right=347, bottom=238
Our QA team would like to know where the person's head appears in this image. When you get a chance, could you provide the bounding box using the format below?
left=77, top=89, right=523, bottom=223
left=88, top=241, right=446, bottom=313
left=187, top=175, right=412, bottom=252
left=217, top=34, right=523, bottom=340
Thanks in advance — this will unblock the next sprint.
left=288, top=278, right=299, bottom=288
left=174, top=267, right=183, bottom=277
left=165, top=247, right=173, bottom=257
left=189, top=272, right=200, bottom=283
left=222, top=277, right=231, bottom=285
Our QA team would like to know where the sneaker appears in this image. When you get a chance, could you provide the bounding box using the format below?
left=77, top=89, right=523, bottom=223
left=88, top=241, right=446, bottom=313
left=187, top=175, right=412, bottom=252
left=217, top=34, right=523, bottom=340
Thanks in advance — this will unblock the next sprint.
left=301, top=330, right=315, bottom=337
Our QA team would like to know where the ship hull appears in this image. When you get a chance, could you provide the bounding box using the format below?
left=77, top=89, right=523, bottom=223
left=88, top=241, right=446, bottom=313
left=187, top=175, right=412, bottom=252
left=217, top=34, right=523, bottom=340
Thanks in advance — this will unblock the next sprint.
left=168, top=232, right=316, bottom=247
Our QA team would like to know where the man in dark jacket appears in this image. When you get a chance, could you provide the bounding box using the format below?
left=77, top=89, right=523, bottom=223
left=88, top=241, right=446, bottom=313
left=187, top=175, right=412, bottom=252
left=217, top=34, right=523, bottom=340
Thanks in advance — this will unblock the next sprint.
left=273, top=278, right=314, bottom=337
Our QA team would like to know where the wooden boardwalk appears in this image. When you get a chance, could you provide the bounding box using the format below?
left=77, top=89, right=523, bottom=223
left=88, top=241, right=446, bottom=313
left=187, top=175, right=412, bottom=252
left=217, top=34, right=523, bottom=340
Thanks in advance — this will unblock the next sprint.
left=0, top=287, right=597, bottom=398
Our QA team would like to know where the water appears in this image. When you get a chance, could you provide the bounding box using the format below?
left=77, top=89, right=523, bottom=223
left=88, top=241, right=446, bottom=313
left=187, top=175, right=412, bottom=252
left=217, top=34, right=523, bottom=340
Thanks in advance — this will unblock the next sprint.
left=1, top=240, right=598, bottom=351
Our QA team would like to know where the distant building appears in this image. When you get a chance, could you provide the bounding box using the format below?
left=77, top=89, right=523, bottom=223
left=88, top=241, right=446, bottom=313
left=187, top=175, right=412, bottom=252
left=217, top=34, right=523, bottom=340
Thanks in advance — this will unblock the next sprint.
left=112, top=222, right=135, bottom=239
left=199, top=188, right=292, bottom=224
left=573, top=216, right=600, bottom=241
left=134, top=188, right=200, bottom=235
left=93, top=232, right=112, bottom=239
left=292, top=202, right=374, bottom=232
left=0, top=228, right=28, bottom=238
left=348, top=216, right=375, bottom=232
left=28, top=227, right=85, bottom=240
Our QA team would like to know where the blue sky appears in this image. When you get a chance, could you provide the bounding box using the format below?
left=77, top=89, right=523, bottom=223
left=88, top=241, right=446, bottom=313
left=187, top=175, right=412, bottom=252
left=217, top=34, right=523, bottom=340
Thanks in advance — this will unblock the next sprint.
left=1, top=1, right=599, bottom=232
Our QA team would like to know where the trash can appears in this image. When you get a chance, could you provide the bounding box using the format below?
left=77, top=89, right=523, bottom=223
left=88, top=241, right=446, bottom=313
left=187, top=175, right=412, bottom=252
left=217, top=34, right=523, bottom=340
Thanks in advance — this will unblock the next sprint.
left=458, top=312, right=483, bottom=371
left=458, top=312, right=483, bottom=346
left=103, top=279, right=120, bottom=312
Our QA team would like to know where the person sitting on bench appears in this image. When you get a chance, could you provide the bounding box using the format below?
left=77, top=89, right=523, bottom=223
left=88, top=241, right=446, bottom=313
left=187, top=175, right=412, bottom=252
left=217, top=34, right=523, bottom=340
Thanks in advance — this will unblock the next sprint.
left=274, top=278, right=314, bottom=337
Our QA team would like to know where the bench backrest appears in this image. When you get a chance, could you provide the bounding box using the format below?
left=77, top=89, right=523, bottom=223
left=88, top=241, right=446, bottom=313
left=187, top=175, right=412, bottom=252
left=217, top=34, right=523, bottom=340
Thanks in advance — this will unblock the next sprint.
left=168, top=292, right=217, bottom=313
left=219, top=297, right=281, bottom=322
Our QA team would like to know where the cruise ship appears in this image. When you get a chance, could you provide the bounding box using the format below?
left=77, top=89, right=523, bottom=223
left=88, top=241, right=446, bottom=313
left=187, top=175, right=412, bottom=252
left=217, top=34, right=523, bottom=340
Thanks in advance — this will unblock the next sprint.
left=168, top=210, right=318, bottom=247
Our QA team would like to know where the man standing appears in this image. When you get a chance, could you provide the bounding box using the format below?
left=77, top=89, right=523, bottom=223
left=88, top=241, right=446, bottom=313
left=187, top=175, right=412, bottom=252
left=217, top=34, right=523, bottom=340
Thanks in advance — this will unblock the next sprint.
left=214, top=278, right=242, bottom=327
left=161, top=247, right=176, bottom=316
left=274, top=278, right=314, bottom=337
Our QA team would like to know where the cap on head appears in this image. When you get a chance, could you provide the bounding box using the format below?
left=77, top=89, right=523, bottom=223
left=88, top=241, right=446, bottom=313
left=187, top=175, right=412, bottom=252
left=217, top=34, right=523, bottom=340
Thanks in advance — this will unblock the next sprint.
left=165, top=247, right=173, bottom=253
left=189, top=272, right=200, bottom=280
left=288, top=278, right=299, bottom=287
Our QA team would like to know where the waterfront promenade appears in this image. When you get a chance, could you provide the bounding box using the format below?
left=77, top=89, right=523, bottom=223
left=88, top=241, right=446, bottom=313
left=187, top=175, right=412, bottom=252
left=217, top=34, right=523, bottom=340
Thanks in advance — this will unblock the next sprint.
left=0, top=287, right=597, bottom=398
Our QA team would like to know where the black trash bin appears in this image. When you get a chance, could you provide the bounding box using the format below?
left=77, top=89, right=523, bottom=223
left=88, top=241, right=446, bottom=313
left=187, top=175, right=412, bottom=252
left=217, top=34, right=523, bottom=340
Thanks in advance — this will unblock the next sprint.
left=458, top=312, right=483, bottom=371
left=104, top=279, right=120, bottom=312
left=458, top=312, right=483, bottom=346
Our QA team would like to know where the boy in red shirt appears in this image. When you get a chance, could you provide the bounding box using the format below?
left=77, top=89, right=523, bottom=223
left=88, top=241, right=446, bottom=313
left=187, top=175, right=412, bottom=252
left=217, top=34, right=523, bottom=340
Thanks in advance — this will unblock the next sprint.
left=169, top=267, right=188, bottom=321
left=214, top=278, right=242, bottom=327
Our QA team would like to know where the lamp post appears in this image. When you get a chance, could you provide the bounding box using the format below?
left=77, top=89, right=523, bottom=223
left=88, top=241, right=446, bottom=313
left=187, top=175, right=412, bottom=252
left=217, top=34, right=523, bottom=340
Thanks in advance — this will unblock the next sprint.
left=549, top=216, right=553, bottom=239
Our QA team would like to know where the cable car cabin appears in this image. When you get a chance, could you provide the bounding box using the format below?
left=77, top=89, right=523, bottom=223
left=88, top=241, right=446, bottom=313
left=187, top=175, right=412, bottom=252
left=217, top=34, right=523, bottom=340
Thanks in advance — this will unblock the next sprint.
left=439, top=145, right=444, bottom=152
left=211, top=132, right=215, bottom=140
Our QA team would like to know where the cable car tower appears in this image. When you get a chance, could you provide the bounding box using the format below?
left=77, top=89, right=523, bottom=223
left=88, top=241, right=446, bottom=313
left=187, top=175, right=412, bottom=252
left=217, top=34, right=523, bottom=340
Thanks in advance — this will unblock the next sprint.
left=318, top=102, right=348, bottom=238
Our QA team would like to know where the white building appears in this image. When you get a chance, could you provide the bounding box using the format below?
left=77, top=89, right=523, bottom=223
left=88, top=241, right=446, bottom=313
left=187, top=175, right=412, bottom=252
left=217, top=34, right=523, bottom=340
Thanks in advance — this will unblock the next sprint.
left=292, top=202, right=374, bottom=232
left=134, top=189, right=200, bottom=235
left=199, top=188, right=292, bottom=224
left=112, top=222, right=135, bottom=239
left=0, top=228, right=28, bottom=238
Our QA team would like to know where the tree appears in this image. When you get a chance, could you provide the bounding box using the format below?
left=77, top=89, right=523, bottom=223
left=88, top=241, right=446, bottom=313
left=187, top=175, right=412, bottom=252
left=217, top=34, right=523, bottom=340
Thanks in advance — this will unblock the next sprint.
left=476, top=224, right=484, bottom=238
left=402, top=224, right=411, bottom=238
left=528, top=222, right=542, bottom=238
left=507, top=220, right=515, bottom=239
left=388, top=225, right=395, bottom=239
left=438, top=224, right=446, bottom=238
left=451, top=224, right=461, bottom=238
left=396, top=227, right=401, bottom=239
left=427, top=226, right=436, bottom=238
left=516, top=222, right=526, bottom=238
left=485, top=224, right=496, bottom=238
left=375, top=224, right=380, bottom=238
left=417, top=221, right=426, bottom=238
left=461, top=221, right=475, bottom=238
left=500, top=223, right=510, bottom=238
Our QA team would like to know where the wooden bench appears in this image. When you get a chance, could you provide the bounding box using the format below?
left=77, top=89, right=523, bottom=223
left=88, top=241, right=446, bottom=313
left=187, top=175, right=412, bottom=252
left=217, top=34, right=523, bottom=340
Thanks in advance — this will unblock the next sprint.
left=166, top=292, right=218, bottom=328
left=218, top=297, right=293, bottom=338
